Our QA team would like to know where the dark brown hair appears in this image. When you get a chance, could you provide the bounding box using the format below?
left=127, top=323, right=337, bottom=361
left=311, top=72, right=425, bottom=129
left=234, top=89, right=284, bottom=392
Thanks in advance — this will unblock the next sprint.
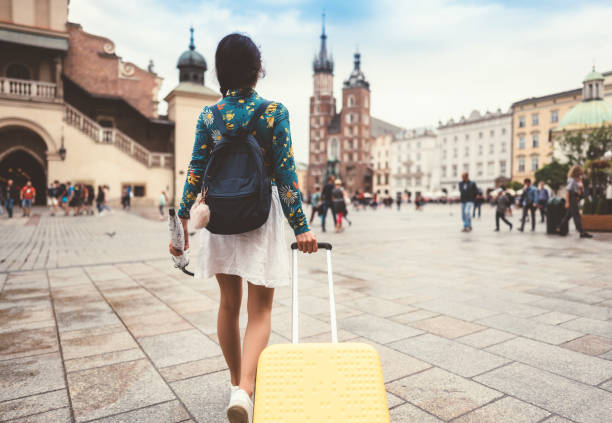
left=215, top=33, right=264, bottom=97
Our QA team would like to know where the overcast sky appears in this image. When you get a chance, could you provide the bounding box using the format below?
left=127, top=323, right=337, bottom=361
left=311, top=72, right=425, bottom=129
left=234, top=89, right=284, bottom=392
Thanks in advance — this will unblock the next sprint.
left=68, top=0, right=612, bottom=163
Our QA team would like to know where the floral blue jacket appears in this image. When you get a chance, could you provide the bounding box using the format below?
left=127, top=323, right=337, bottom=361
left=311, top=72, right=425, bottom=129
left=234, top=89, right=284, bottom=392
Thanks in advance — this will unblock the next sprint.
left=177, top=88, right=309, bottom=235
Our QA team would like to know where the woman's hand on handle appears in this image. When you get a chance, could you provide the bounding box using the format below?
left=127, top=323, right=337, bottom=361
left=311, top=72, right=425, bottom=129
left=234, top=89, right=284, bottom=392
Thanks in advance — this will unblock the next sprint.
left=168, top=217, right=190, bottom=256
left=296, top=230, right=317, bottom=254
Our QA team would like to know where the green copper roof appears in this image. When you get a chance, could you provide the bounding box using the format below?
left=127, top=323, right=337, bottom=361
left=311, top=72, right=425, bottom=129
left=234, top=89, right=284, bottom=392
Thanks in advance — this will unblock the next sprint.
left=557, top=99, right=612, bottom=130
left=584, top=69, right=604, bottom=82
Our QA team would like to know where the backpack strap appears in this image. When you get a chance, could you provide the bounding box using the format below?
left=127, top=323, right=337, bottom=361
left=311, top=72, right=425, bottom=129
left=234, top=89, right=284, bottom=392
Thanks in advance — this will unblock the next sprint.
left=247, top=101, right=271, bottom=133
left=210, top=105, right=229, bottom=137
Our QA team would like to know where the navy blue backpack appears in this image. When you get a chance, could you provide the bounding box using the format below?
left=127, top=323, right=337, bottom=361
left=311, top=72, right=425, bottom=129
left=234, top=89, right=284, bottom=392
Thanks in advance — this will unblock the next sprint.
left=202, top=101, right=272, bottom=234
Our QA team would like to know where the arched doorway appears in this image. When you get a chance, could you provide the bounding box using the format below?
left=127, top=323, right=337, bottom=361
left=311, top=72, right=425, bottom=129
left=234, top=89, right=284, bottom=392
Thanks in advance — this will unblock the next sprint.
left=0, top=127, right=48, bottom=205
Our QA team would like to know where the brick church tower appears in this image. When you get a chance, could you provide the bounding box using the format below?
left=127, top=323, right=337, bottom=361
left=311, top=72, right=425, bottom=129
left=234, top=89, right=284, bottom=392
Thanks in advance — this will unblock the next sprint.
left=306, top=14, right=336, bottom=193
left=340, top=51, right=372, bottom=193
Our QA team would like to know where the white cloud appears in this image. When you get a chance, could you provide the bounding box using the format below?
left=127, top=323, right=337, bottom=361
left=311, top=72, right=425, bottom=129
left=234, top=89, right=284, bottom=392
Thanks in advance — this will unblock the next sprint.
left=68, top=0, right=612, bottom=164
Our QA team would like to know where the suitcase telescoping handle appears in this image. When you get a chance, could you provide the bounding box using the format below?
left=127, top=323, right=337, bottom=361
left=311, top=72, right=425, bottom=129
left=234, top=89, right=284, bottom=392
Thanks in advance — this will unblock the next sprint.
left=290, top=242, right=337, bottom=344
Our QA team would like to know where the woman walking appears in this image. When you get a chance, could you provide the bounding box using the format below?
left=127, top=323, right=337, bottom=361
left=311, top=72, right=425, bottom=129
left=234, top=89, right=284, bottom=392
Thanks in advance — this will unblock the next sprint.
left=169, top=33, right=317, bottom=423
left=557, top=165, right=592, bottom=238
left=332, top=179, right=347, bottom=232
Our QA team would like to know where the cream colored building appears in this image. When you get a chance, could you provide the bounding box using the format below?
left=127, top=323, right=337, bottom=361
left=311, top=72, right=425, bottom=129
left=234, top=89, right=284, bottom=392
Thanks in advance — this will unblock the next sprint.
left=391, top=128, right=438, bottom=196
left=437, top=110, right=512, bottom=192
left=371, top=133, right=393, bottom=194
left=510, top=91, right=580, bottom=182
left=0, top=0, right=219, bottom=207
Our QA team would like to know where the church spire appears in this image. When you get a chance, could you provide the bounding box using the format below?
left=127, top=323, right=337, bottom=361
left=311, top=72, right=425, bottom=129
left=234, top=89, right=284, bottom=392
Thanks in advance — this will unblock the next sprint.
left=313, top=12, right=334, bottom=74
left=189, top=26, right=195, bottom=51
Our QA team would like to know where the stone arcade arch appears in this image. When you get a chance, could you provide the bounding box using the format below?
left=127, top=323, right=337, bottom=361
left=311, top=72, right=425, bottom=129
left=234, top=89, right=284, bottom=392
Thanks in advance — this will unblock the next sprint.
left=0, top=125, right=50, bottom=205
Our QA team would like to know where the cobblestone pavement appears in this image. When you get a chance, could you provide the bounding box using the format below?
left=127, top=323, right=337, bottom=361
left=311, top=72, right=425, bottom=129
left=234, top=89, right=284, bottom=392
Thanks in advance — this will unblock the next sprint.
left=1, top=205, right=611, bottom=422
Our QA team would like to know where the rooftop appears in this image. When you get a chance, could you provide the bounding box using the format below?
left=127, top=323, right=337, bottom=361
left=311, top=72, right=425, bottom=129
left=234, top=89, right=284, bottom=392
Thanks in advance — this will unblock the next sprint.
left=438, top=108, right=511, bottom=129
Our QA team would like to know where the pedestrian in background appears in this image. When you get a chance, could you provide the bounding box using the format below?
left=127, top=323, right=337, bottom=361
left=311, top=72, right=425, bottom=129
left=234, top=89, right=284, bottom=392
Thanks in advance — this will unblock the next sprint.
left=159, top=190, right=168, bottom=219
left=519, top=178, right=538, bottom=232
left=396, top=191, right=402, bottom=211
left=537, top=182, right=549, bottom=223
left=321, top=176, right=336, bottom=232
left=494, top=188, right=513, bottom=231
left=47, top=180, right=59, bottom=216
left=459, top=172, right=478, bottom=232
left=20, top=180, right=36, bottom=217
left=557, top=165, right=592, bottom=238
left=309, top=185, right=321, bottom=224
left=4, top=179, right=16, bottom=218
left=473, top=188, right=484, bottom=218
left=332, top=179, right=347, bottom=232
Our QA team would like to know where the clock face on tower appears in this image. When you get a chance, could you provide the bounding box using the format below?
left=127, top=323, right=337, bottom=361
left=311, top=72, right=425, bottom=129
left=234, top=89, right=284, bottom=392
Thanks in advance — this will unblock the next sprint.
left=328, top=137, right=339, bottom=161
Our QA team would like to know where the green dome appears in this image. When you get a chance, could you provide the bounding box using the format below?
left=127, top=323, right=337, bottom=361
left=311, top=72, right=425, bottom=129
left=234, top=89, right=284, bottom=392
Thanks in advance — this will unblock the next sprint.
left=584, top=69, right=604, bottom=82
left=177, top=49, right=206, bottom=69
left=557, top=100, right=612, bottom=130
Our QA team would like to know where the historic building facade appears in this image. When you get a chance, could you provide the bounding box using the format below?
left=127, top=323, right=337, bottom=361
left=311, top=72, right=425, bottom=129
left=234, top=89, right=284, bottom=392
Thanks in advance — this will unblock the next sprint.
left=306, top=18, right=401, bottom=195
left=437, top=109, right=512, bottom=192
left=0, top=0, right=219, bottom=205
left=390, top=127, right=439, bottom=196
left=510, top=90, right=581, bottom=182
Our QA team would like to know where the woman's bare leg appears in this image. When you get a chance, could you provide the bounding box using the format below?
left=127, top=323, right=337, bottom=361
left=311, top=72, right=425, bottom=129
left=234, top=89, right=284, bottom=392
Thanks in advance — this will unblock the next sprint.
left=239, top=282, right=274, bottom=397
left=216, top=274, right=243, bottom=386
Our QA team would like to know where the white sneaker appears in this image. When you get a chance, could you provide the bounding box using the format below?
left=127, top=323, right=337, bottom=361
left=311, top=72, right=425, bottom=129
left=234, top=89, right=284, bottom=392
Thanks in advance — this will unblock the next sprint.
left=226, top=388, right=253, bottom=423
left=230, top=384, right=239, bottom=393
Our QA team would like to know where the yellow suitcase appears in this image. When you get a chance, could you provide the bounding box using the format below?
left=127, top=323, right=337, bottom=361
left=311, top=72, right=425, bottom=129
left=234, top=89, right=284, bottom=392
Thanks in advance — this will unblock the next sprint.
left=253, top=243, right=390, bottom=423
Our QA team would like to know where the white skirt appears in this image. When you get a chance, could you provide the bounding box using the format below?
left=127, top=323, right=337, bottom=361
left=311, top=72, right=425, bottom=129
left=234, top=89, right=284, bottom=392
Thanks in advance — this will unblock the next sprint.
left=195, top=186, right=291, bottom=288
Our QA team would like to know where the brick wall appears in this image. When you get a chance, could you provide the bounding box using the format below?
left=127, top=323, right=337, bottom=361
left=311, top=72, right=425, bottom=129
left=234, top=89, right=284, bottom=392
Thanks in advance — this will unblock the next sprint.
left=63, top=23, right=161, bottom=119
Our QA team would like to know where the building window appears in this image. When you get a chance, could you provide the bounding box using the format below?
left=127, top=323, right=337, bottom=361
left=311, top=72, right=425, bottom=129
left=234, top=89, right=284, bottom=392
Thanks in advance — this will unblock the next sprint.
left=454, top=136, right=458, bottom=142
left=442, top=166, right=447, bottom=178
left=452, top=165, right=457, bottom=177
left=453, top=148, right=457, bottom=158
left=519, top=135, right=525, bottom=149
left=518, top=157, right=525, bottom=173
left=384, top=174, right=389, bottom=185
left=465, top=134, right=470, bottom=140
left=478, top=132, right=483, bottom=139
left=489, top=144, right=494, bottom=154
left=463, top=163, right=469, bottom=173
left=478, top=145, right=483, bottom=155
left=501, top=142, right=506, bottom=153
left=377, top=174, right=381, bottom=185
left=501, top=128, right=506, bottom=135
left=487, top=161, right=494, bottom=175
left=500, top=160, right=507, bottom=175
left=443, top=137, right=447, bottom=144
left=531, top=156, right=539, bottom=171
left=518, top=116, right=526, bottom=128
left=442, top=150, right=447, bottom=159
left=532, top=113, right=539, bottom=126
left=6, top=63, right=31, bottom=80
left=348, top=95, right=355, bottom=107
left=551, top=110, right=559, bottom=123
left=477, top=162, right=483, bottom=176
left=416, top=153, right=421, bottom=160
left=490, top=129, right=495, bottom=137
left=464, top=146, right=469, bottom=156
left=532, top=133, right=539, bottom=148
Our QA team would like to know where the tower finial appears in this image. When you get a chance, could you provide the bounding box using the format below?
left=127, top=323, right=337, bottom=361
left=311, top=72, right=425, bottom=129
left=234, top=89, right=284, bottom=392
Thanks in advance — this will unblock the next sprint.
left=322, top=11, right=326, bottom=36
left=189, top=26, right=195, bottom=51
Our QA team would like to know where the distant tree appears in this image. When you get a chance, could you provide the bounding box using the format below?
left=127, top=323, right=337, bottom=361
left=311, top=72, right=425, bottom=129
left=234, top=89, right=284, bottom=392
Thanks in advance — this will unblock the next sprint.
left=535, top=161, right=570, bottom=194
left=505, top=180, right=523, bottom=191
left=557, top=125, right=612, bottom=166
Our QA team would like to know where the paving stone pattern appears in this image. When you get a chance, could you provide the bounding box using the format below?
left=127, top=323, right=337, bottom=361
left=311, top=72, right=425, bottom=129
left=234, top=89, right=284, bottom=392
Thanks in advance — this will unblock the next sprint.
left=0, top=205, right=611, bottom=422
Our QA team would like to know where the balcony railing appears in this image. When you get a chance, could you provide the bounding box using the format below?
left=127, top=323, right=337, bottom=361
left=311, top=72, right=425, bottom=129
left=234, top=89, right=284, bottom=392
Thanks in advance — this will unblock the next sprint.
left=0, top=77, right=58, bottom=101
left=64, top=103, right=173, bottom=169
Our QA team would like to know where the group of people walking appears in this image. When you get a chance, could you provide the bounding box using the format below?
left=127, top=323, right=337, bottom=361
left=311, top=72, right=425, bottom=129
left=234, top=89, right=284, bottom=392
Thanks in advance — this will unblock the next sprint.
left=0, top=179, right=36, bottom=218
left=309, top=175, right=350, bottom=232
left=459, top=165, right=593, bottom=238
left=0, top=179, right=112, bottom=218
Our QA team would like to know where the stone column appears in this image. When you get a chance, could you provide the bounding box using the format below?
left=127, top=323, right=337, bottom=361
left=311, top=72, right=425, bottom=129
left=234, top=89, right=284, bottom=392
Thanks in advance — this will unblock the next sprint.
left=54, top=56, right=63, bottom=99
